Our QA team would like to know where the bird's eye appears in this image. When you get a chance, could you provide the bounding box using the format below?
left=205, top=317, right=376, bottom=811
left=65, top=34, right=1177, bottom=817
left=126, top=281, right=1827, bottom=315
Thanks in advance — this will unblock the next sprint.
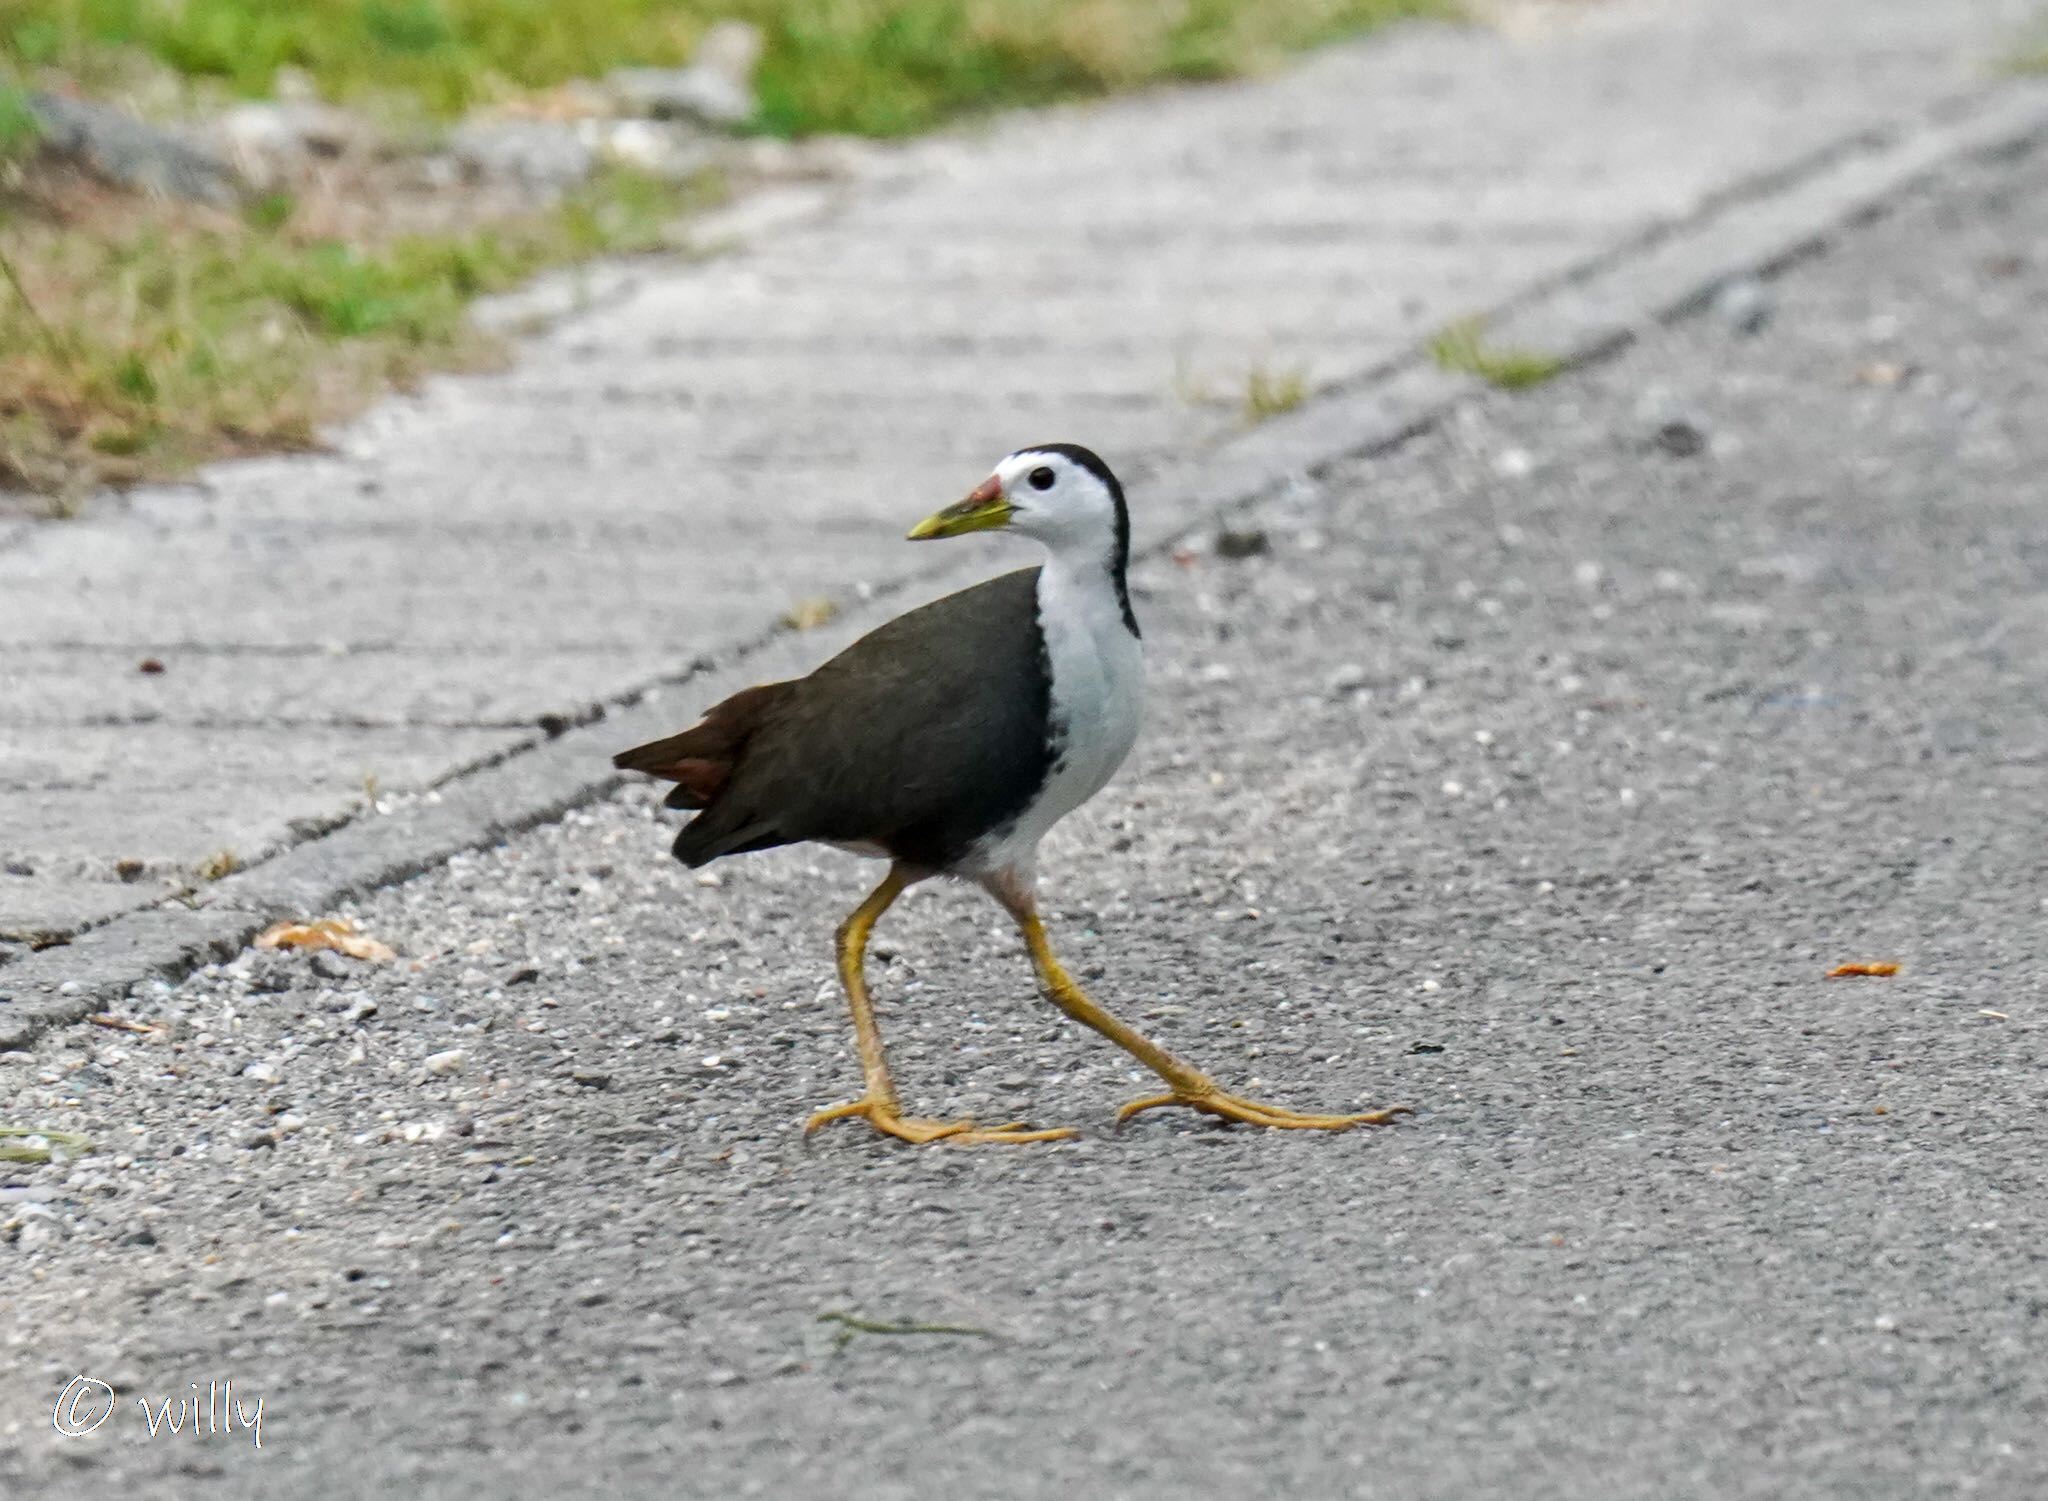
left=1027, top=466, right=1056, bottom=491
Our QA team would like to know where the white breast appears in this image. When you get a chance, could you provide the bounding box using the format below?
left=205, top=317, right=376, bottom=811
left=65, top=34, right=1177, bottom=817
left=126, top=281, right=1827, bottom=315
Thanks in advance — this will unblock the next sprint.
left=969, top=558, right=1144, bottom=876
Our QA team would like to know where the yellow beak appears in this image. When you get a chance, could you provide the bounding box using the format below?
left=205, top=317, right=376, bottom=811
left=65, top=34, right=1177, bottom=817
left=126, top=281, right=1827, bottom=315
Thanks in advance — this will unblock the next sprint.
left=908, top=475, right=1011, bottom=540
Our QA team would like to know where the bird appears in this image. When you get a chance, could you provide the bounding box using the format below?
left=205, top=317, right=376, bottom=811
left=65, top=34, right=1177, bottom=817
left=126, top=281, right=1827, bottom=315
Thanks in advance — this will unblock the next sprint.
left=614, top=443, right=1409, bottom=1145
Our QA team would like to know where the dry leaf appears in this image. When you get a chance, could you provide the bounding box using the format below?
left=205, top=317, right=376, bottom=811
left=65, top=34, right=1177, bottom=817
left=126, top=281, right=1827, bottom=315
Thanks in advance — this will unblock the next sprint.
left=1826, top=962, right=1900, bottom=979
left=88, top=1013, right=163, bottom=1036
left=196, top=849, right=239, bottom=881
left=782, top=597, right=839, bottom=631
left=255, top=917, right=397, bottom=963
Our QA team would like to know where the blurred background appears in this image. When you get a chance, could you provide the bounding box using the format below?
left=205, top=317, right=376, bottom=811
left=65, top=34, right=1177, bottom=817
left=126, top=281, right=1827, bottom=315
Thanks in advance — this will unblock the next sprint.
left=0, top=0, right=1445, bottom=501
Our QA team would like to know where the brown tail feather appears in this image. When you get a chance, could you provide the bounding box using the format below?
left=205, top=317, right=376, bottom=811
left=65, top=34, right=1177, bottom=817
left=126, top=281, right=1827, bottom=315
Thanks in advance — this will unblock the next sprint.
left=612, top=680, right=796, bottom=808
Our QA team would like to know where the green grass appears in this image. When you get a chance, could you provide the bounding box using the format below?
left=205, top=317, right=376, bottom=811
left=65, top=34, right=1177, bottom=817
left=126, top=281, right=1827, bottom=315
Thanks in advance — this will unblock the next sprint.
left=2005, top=39, right=2048, bottom=73
left=1242, top=361, right=1308, bottom=421
left=0, top=1124, right=94, bottom=1163
left=1998, top=7, right=2048, bottom=72
left=0, top=79, right=39, bottom=161
left=1429, top=316, right=1565, bottom=390
left=1, top=165, right=711, bottom=497
left=2, top=0, right=1451, bottom=137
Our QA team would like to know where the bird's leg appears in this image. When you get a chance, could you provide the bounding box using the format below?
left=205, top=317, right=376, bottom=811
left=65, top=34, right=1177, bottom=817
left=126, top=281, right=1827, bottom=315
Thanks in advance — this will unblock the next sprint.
left=806, top=864, right=1075, bottom=1146
left=985, top=876, right=1410, bottom=1132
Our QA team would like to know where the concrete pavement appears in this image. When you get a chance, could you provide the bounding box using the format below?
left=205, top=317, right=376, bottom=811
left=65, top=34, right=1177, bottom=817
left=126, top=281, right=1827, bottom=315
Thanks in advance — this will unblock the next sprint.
left=3, top=122, right=2046, bottom=1499
left=1, top=0, right=2037, bottom=952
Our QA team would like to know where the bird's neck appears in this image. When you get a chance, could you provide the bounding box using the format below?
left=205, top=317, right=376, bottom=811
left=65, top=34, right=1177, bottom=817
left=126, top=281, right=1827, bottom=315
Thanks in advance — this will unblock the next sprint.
left=1040, top=535, right=1138, bottom=639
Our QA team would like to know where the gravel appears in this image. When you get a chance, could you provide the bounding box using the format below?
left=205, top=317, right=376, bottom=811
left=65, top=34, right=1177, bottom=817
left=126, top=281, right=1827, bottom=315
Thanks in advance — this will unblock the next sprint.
left=2, top=148, right=2045, bottom=1499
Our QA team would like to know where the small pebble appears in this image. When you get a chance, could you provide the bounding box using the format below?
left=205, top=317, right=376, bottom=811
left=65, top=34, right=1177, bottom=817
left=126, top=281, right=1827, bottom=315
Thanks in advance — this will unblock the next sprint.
left=1215, top=526, right=1269, bottom=559
left=1713, top=276, right=1775, bottom=335
left=424, top=1049, right=467, bottom=1076
left=1653, top=419, right=1708, bottom=458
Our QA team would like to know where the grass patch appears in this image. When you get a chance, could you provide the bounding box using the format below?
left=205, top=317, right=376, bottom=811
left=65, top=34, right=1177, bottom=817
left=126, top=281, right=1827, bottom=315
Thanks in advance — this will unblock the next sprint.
left=1, top=164, right=712, bottom=498
left=1428, top=316, right=1565, bottom=390
left=1242, top=361, right=1308, bottom=421
left=0, top=80, right=39, bottom=162
left=2, top=0, right=1451, bottom=137
left=0, top=1125, right=94, bottom=1163
left=2004, top=39, right=2048, bottom=73
left=1998, top=9, right=2048, bottom=72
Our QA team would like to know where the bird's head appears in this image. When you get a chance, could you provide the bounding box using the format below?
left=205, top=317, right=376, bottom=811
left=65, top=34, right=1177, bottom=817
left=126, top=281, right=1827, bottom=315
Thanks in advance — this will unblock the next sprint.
left=908, top=443, right=1128, bottom=562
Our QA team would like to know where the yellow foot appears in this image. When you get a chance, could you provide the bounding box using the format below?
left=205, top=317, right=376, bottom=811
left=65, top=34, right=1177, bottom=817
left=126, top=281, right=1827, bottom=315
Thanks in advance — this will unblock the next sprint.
left=1115, top=1086, right=1411, bottom=1132
left=804, top=1097, right=1076, bottom=1145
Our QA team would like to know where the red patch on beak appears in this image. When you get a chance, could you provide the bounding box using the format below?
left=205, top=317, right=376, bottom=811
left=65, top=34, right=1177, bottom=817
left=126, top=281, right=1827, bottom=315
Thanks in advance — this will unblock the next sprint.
left=965, top=474, right=1003, bottom=506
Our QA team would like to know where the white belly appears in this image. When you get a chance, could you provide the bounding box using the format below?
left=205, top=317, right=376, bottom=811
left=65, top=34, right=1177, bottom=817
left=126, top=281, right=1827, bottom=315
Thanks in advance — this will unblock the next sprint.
left=969, top=560, right=1144, bottom=875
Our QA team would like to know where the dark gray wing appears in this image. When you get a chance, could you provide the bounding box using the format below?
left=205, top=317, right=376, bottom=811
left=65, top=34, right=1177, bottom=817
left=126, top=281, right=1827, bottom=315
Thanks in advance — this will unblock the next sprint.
left=675, top=568, right=1051, bottom=868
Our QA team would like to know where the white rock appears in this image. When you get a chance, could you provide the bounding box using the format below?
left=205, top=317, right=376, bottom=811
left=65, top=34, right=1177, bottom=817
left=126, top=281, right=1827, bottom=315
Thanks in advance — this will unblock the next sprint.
left=606, top=21, right=761, bottom=129
left=694, top=20, right=764, bottom=84
left=424, top=1049, right=467, bottom=1076
left=217, top=101, right=362, bottom=165
left=589, top=118, right=719, bottom=180
left=607, top=66, right=754, bottom=127
left=450, top=119, right=596, bottom=189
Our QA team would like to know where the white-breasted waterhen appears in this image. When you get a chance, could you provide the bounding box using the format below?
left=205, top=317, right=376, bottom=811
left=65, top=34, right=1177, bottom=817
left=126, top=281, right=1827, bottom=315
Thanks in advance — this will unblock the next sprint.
left=614, top=443, right=1409, bottom=1144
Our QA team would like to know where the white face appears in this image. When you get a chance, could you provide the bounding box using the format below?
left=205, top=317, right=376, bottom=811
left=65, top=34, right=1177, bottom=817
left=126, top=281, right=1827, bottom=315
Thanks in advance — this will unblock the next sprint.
left=992, top=448, right=1121, bottom=554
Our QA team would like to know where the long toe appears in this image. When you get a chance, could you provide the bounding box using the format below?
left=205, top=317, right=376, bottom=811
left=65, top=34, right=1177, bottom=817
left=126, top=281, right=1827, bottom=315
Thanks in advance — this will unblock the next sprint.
left=804, top=1097, right=1071, bottom=1145
left=804, top=1097, right=974, bottom=1144
left=1117, top=1088, right=1411, bottom=1132
left=949, top=1123, right=1078, bottom=1145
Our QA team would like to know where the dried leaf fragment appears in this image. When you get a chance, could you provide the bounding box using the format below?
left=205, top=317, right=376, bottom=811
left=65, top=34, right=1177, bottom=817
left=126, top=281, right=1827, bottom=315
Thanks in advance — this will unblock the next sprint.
left=88, top=1013, right=163, bottom=1036
left=1827, top=962, right=1900, bottom=979
left=782, top=597, right=838, bottom=631
left=196, top=849, right=239, bottom=881
left=255, top=916, right=396, bottom=963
